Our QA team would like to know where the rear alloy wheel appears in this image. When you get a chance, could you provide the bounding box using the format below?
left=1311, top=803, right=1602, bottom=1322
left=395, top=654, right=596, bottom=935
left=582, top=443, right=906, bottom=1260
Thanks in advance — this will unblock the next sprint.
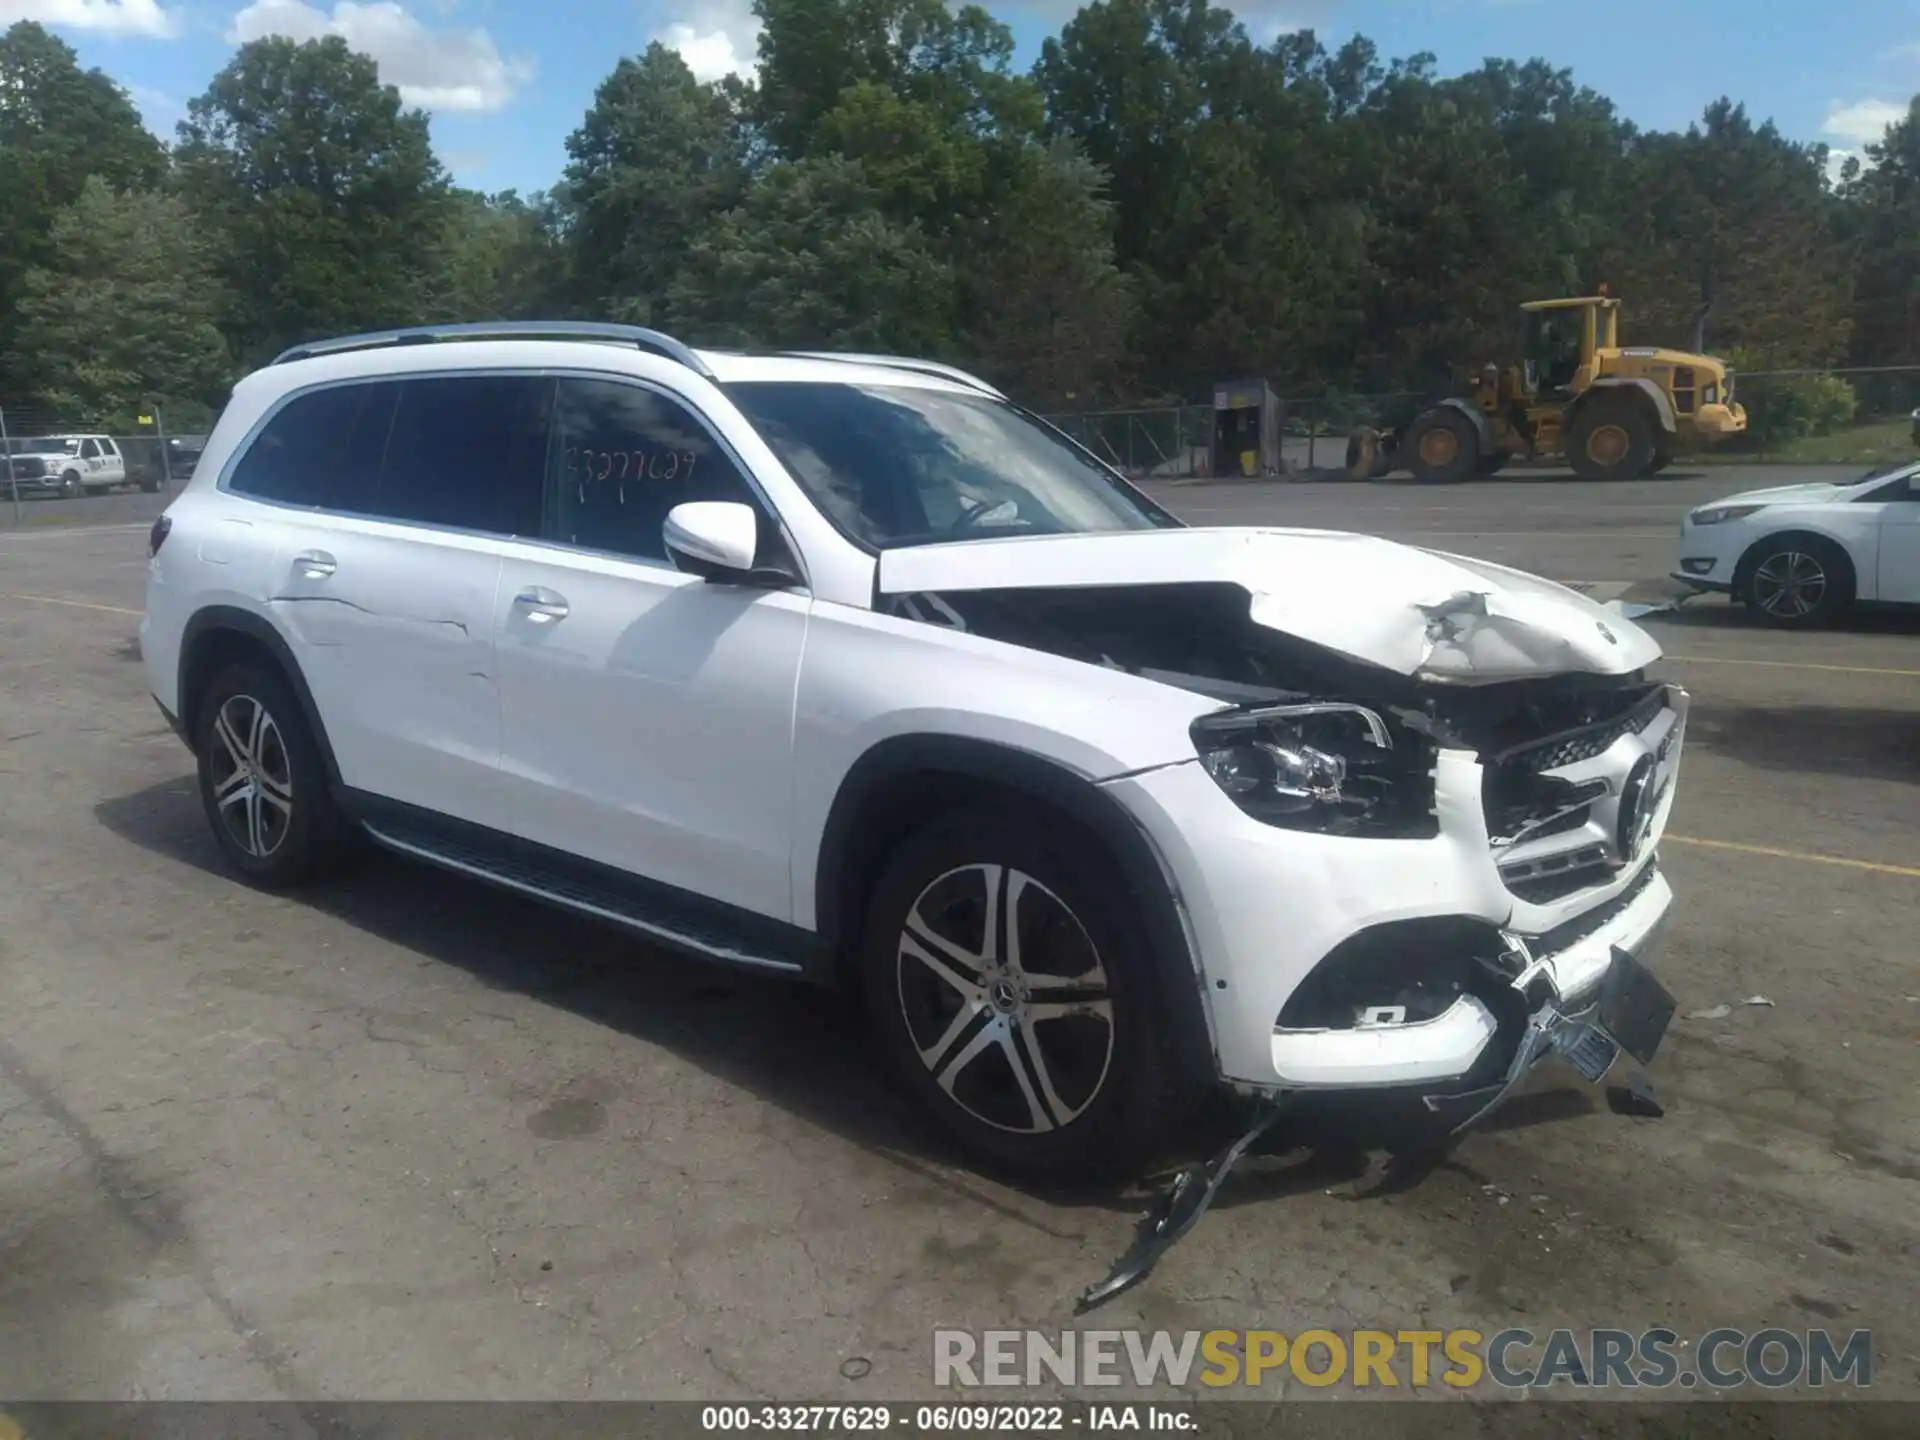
left=862, top=806, right=1190, bottom=1183
left=195, top=661, right=343, bottom=887
left=1742, top=537, right=1849, bottom=628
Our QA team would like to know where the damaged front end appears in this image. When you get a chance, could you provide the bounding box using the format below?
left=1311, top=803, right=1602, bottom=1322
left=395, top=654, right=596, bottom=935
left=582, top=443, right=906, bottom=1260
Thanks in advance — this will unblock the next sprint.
left=873, top=535, right=1690, bottom=1310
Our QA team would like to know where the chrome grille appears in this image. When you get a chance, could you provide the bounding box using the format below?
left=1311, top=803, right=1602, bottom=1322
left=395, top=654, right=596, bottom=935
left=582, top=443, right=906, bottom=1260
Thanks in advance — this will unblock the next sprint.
left=1495, top=686, right=1666, bottom=773
left=1484, top=686, right=1686, bottom=902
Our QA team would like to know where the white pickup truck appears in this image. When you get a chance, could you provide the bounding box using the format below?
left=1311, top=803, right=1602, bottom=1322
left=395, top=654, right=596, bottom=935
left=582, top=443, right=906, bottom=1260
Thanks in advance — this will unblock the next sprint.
left=3, top=434, right=135, bottom=496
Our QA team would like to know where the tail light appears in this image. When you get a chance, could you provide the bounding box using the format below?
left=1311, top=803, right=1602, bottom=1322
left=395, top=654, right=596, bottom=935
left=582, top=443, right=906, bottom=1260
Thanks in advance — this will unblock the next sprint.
left=148, top=514, right=171, bottom=557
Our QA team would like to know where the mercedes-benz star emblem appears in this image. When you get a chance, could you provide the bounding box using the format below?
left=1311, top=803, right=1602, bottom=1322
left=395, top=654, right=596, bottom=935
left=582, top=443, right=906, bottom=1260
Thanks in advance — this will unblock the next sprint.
left=1616, top=754, right=1657, bottom=859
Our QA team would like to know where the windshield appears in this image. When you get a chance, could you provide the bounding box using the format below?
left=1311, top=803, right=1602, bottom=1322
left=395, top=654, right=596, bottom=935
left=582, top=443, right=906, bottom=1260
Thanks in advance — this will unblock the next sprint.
left=46, top=438, right=82, bottom=454
left=727, top=381, right=1179, bottom=549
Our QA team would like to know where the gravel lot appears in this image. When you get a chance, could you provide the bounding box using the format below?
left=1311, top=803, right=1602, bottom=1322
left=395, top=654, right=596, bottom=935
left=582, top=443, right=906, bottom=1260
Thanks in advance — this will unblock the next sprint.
left=1, top=467, right=1915, bottom=1415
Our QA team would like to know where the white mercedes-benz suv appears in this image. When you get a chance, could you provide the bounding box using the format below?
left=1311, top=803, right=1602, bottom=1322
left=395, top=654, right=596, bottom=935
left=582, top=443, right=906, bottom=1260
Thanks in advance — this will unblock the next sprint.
left=141, top=323, right=1687, bottom=1181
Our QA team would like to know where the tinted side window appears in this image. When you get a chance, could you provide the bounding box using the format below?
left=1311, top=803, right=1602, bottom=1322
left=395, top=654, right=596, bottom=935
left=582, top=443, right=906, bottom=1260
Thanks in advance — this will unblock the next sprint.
left=228, top=382, right=397, bottom=511
left=544, top=378, right=768, bottom=562
left=80, top=439, right=100, bottom=458
left=376, top=376, right=552, bottom=535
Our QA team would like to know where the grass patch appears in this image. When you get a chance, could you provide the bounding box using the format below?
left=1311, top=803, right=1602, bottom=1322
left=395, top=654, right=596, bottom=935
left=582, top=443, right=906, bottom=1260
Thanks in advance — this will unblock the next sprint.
left=1700, top=416, right=1917, bottom=466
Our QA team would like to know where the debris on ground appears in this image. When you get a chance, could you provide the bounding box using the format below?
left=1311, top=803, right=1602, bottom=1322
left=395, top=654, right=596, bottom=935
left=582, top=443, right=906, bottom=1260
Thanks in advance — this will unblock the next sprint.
left=1687, top=997, right=1773, bottom=1020
left=1603, top=598, right=1683, bottom=619
left=1607, top=1071, right=1666, bottom=1119
left=1074, top=1102, right=1287, bottom=1314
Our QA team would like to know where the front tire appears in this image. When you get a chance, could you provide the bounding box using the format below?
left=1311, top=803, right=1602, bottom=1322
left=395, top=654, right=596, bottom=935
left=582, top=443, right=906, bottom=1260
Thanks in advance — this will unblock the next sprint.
left=860, top=805, right=1192, bottom=1184
left=1740, top=535, right=1851, bottom=628
left=194, top=662, right=343, bottom=888
left=60, top=471, right=82, bottom=498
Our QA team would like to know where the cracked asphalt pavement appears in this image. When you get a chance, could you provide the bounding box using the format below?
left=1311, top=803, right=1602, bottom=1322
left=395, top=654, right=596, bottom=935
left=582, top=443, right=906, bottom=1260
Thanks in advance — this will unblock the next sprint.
left=1, top=469, right=1916, bottom=1407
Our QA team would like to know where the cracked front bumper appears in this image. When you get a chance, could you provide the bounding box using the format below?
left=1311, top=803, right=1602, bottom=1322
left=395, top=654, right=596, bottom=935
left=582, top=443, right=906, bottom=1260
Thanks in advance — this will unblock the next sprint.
left=1263, top=857, right=1673, bottom=1097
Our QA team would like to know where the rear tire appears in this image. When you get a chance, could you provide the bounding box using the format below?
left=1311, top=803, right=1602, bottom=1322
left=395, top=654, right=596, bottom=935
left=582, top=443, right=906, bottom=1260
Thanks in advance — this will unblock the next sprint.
left=1739, top=534, right=1852, bottom=628
left=859, top=804, right=1194, bottom=1184
left=1568, top=399, right=1656, bottom=481
left=1403, top=408, right=1480, bottom=483
left=193, top=661, right=346, bottom=889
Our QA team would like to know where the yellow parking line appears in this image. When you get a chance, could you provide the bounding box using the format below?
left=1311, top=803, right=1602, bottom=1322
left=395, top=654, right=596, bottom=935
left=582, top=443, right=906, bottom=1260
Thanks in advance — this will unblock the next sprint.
left=2, top=592, right=141, bottom=616
left=1667, top=834, right=1920, bottom=878
left=1663, top=653, right=1920, bottom=679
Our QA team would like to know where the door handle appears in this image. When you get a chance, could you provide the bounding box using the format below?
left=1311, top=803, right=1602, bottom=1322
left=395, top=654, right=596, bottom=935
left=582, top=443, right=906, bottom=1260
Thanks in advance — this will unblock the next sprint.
left=513, top=586, right=570, bottom=622
left=293, top=550, right=336, bottom=579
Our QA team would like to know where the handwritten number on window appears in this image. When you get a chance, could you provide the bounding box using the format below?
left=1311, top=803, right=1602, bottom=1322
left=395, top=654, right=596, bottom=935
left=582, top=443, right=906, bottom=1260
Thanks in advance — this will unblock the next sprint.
left=566, top=444, right=700, bottom=503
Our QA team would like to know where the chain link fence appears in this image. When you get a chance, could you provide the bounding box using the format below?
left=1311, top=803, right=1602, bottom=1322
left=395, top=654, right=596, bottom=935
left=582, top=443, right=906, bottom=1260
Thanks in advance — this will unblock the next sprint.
left=1048, top=367, right=1920, bottom=478
left=2, top=426, right=203, bottom=515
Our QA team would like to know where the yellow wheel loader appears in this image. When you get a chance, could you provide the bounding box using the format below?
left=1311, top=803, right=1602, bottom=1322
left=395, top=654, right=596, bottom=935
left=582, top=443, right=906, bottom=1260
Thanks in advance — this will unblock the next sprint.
left=1350, top=293, right=1747, bottom=483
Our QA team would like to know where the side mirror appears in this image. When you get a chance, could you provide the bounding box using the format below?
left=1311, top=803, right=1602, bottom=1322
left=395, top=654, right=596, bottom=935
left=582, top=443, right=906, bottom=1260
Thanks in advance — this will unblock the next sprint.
left=662, top=501, right=764, bottom=583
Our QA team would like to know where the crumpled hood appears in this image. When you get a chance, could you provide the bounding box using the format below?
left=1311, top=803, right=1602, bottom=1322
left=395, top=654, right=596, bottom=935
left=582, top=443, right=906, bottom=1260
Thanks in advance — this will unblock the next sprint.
left=875, top=527, right=1663, bottom=684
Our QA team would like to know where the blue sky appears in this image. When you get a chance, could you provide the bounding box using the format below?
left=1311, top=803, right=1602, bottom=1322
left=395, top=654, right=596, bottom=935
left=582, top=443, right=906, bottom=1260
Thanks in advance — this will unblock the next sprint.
left=16, top=0, right=1918, bottom=194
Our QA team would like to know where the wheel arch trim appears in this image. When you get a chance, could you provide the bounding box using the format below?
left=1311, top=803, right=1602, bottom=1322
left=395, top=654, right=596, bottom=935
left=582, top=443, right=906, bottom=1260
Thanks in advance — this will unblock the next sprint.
left=1731, top=527, right=1861, bottom=600
left=813, top=733, right=1219, bottom=1079
left=177, top=605, right=342, bottom=786
left=1579, top=378, right=1677, bottom=434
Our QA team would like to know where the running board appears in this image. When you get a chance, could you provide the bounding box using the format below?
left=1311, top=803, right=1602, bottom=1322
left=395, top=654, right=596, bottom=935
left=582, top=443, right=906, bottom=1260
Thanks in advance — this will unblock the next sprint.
left=361, top=819, right=809, bottom=975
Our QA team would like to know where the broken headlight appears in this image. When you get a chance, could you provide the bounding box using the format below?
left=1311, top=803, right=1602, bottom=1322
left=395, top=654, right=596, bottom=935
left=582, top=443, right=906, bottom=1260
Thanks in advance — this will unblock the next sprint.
left=1190, top=702, right=1436, bottom=837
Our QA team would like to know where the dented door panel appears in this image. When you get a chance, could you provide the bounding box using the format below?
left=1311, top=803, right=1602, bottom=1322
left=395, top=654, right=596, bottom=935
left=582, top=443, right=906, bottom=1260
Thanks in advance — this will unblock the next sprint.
left=268, top=513, right=509, bottom=831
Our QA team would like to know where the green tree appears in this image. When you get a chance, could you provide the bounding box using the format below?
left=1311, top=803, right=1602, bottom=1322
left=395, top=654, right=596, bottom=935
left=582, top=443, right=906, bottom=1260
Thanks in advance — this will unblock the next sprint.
left=755, top=0, right=1039, bottom=160
left=9, top=177, right=231, bottom=431
left=0, top=21, right=167, bottom=381
left=955, top=140, right=1135, bottom=406
left=560, top=44, right=752, bottom=324
left=1607, top=101, right=1850, bottom=367
left=1038, top=3, right=1370, bottom=394
left=1840, top=97, right=1920, bottom=366
left=668, top=155, right=956, bottom=352
left=437, top=189, right=565, bottom=322
left=175, top=35, right=454, bottom=364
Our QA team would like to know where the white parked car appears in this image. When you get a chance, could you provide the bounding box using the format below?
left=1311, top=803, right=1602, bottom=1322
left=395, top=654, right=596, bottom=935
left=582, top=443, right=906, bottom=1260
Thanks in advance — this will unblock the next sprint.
left=3, top=433, right=130, bottom=496
left=1671, top=463, right=1920, bottom=626
left=140, top=323, right=1687, bottom=1180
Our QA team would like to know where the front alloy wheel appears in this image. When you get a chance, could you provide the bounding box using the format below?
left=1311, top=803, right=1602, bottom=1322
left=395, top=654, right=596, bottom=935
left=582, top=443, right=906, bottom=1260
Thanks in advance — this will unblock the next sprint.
left=896, top=864, right=1115, bottom=1135
left=1750, top=549, right=1828, bottom=622
left=207, top=693, right=295, bottom=859
left=862, top=805, right=1193, bottom=1182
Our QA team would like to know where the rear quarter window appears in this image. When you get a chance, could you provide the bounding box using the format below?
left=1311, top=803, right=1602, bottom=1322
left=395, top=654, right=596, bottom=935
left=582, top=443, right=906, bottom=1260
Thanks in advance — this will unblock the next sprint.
left=227, top=382, right=398, bottom=512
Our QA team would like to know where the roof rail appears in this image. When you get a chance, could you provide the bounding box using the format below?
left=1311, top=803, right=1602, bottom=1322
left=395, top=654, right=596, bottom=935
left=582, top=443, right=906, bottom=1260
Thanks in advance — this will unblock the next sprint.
left=271, top=321, right=716, bottom=379
left=779, top=351, right=1006, bottom=398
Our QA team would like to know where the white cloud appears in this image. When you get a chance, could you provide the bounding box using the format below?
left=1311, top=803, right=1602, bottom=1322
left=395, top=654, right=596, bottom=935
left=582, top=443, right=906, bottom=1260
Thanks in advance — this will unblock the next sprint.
left=226, top=0, right=533, bottom=112
left=124, top=80, right=181, bottom=136
left=1822, top=97, right=1906, bottom=148
left=655, top=0, right=759, bottom=82
left=0, top=0, right=181, bottom=38
left=1824, top=147, right=1855, bottom=187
